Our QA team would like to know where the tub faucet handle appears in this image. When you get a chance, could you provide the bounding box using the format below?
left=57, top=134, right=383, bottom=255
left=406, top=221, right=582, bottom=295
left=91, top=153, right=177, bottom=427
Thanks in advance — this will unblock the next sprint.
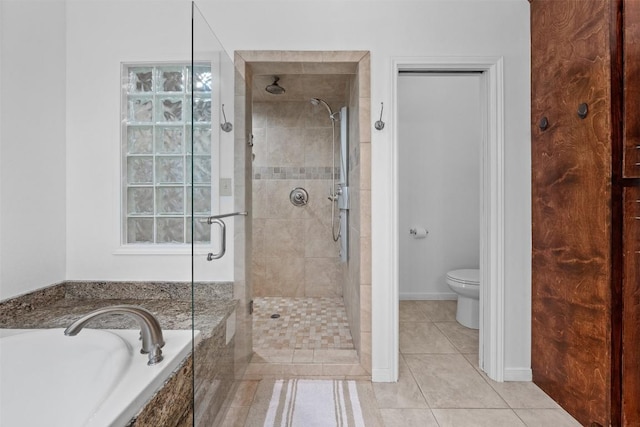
left=64, top=305, right=165, bottom=365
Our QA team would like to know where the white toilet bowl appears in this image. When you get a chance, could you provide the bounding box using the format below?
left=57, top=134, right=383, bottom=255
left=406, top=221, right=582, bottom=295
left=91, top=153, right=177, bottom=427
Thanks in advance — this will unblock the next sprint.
left=446, top=269, right=480, bottom=329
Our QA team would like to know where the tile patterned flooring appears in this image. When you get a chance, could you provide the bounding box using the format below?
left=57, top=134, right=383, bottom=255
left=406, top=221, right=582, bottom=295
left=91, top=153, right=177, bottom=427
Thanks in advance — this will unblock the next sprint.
left=223, top=299, right=581, bottom=426
left=244, top=297, right=363, bottom=380
left=252, top=297, right=354, bottom=350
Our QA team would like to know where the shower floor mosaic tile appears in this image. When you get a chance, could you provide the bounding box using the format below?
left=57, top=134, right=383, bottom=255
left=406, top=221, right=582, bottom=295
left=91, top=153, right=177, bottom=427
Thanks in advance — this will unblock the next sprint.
left=252, top=297, right=354, bottom=350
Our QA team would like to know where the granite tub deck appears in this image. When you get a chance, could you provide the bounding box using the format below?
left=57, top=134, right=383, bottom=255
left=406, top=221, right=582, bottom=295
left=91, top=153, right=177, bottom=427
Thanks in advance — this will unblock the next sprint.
left=0, top=281, right=238, bottom=427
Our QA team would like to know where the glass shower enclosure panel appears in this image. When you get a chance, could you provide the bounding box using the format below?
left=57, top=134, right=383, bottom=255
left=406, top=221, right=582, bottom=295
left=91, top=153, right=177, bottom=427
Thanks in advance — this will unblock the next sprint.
left=191, top=3, right=250, bottom=425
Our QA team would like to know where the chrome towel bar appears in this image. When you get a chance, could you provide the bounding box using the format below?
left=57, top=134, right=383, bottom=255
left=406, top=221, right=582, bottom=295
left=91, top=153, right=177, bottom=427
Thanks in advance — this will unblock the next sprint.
left=200, top=211, right=248, bottom=224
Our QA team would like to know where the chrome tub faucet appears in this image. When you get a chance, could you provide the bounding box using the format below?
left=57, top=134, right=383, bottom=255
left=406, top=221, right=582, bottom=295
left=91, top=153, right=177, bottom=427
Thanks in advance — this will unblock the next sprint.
left=64, top=305, right=165, bottom=365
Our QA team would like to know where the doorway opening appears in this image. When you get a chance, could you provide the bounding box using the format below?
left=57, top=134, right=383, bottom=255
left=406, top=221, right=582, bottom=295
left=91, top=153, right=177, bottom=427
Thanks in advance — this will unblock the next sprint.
left=397, top=71, right=483, bottom=373
left=391, top=58, right=505, bottom=382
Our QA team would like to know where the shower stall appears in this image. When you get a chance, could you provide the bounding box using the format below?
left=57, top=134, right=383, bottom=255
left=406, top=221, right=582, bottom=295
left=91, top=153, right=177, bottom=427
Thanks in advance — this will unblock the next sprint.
left=183, top=42, right=372, bottom=421
left=190, top=7, right=374, bottom=420
left=249, top=77, right=352, bottom=347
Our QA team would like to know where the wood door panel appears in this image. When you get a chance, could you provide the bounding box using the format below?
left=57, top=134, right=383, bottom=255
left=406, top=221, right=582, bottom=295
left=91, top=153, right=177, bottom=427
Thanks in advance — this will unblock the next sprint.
left=531, top=1, right=613, bottom=425
left=623, top=186, right=640, bottom=425
left=624, top=0, right=640, bottom=177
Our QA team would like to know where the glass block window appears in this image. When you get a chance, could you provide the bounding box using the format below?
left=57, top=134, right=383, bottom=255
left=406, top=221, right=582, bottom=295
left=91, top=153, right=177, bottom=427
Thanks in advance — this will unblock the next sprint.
left=122, top=64, right=213, bottom=244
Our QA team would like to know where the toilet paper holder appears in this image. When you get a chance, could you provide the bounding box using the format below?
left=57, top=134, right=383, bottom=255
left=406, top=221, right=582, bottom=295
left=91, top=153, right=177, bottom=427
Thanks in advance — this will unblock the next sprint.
left=409, top=228, right=429, bottom=238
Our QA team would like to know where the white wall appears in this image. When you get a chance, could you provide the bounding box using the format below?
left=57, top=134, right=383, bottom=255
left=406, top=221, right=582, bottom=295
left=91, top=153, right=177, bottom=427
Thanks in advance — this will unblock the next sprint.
left=0, top=1, right=67, bottom=300
left=398, top=74, right=481, bottom=300
left=197, top=0, right=531, bottom=378
left=65, top=1, right=234, bottom=282
left=1, top=2, right=3, bottom=296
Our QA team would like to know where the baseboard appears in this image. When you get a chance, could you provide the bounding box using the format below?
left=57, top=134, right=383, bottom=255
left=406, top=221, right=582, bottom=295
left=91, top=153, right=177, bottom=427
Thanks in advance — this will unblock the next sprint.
left=504, top=367, right=532, bottom=382
left=399, top=292, right=457, bottom=301
left=372, top=368, right=396, bottom=383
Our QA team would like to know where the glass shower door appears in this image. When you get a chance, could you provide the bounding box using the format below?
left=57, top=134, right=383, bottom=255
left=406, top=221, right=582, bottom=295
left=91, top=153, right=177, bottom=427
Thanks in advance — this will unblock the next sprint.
left=191, top=3, right=251, bottom=425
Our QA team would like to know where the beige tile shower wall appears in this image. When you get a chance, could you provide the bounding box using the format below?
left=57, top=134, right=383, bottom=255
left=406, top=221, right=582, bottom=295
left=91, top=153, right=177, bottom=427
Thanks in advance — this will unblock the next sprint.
left=343, top=73, right=361, bottom=359
left=342, top=53, right=372, bottom=374
left=251, top=100, right=342, bottom=298
left=232, top=53, right=253, bottom=380
left=358, top=54, right=372, bottom=374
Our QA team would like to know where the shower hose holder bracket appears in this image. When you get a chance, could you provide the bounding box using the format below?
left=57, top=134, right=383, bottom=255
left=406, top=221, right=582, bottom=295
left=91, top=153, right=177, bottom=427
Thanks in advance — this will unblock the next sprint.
left=337, top=185, right=350, bottom=210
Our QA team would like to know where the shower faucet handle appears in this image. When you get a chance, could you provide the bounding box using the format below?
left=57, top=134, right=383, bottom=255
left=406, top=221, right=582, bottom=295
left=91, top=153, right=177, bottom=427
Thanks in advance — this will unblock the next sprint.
left=328, top=186, right=336, bottom=201
left=328, top=185, right=343, bottom=202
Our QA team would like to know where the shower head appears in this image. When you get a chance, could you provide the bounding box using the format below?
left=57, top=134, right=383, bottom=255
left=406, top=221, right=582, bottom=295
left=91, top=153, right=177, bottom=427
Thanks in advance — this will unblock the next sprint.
left=310, top=97, right=338, bottom=120
left=265, top=76, right=285, bottom=95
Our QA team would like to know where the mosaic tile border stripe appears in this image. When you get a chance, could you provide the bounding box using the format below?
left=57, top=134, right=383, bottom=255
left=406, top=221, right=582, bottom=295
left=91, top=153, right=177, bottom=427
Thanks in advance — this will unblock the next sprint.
left=253, top=166, right=339, bottom=180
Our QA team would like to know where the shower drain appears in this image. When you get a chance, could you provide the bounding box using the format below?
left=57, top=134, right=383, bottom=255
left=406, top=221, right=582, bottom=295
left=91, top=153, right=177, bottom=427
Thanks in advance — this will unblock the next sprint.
left=270, top=313, right=281, bottom=319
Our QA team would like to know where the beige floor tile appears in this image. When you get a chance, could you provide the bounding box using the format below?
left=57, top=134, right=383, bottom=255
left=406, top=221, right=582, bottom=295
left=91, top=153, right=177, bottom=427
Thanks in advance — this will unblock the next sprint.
left=253, top=297, right=354, bottom=350
left=227, top=299, right=583, bottom=426
left=399, top=300, right=431, bottom=322
left=404, top=354, right=508, bottom=409
left=220, top=406, right=249, bottom=427
left=244, top=363, right=285, bottom=376
left=399, top=322, right=458, bottom=354
left=421, top=300, right=457, bottom=321
left=379, top=409, right=439, bottom=427
left=514, top=408, right=582, bottom=426
left=251, top=349, right=294, bottom=363
left=432, top=408, right=526, bottom=426
left=292, top=349, right=314, bottom=363
left=346, top=375, right=372, bottom=381
left=435, top=321, right=479, bottom=353
left=463, top=352, right=481, bottom=370
left=230, top=380, right=259, bottom=407
left=242, top=373, right=280, bottom=380
left=322, top=363, right=368, bottom=376
left=354, top=381, right=386, bottom=427
left=313, top=349, right=359, bottom=363
left=373, top=356, right=428, bottom=409
left=487, top=380, right=560, bottom=409
left=283, top=363, right=324, bottom=376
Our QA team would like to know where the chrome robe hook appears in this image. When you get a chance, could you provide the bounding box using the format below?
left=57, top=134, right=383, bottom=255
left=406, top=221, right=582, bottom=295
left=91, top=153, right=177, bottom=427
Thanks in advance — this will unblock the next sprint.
left=220, top=104, right=233, bottom=132
left=374, top=102, right=385, bottom=130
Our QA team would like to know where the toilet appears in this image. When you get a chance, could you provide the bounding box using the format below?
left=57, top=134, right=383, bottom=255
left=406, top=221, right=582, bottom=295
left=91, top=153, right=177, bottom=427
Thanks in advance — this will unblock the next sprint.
left=446, top=269, right=480, bottom=329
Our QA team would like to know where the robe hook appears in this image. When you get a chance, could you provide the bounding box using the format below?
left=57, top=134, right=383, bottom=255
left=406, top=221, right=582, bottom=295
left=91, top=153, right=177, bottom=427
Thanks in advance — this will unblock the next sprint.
left=374, top=102, right=385, bottom=130
left=220, top=104, right=233, bottom=132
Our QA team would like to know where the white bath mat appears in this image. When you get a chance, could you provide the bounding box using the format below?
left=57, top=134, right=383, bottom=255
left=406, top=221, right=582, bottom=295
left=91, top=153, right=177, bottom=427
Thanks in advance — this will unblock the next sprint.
left=247, top=379, right=380, bottom=427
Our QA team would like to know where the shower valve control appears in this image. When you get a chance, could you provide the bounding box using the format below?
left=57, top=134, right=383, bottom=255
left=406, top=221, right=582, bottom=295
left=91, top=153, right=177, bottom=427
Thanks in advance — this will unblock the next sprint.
left=290, top=187, right=309, bottom=207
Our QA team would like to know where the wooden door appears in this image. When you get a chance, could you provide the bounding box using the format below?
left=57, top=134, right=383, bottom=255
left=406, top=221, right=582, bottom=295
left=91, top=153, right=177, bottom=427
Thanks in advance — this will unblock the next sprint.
left=531, top=1, right=616, bottom=425
left=624, top=0, right=640, bottom=178
left=623, top=186, right=640, bottom=425
left=622, top=1, right=640, bottom=423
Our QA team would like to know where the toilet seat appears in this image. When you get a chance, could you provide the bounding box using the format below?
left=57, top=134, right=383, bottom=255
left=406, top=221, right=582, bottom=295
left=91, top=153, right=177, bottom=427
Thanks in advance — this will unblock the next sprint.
left=446, top=269, right=479, bottom=286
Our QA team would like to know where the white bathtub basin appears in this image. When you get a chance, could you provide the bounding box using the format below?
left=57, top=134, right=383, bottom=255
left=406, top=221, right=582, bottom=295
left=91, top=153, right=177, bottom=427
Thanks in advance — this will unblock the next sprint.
left=0, top=328, right=199, bottom=427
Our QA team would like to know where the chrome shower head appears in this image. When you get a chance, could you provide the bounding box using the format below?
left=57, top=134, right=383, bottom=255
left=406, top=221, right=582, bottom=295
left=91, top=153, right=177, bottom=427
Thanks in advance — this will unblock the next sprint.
left=310, top=97, right=338, bottom=120
left=265, top=76, right=285, bottom=95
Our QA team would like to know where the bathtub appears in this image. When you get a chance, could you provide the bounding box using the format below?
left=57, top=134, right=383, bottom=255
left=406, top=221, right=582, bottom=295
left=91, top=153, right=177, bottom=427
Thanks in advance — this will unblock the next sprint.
left=0, top=328, right=200, bottom=427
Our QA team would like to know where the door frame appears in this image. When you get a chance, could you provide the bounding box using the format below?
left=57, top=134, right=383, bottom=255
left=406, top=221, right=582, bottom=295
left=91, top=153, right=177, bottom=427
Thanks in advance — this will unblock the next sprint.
left=390, top=57, right=505, bottom=381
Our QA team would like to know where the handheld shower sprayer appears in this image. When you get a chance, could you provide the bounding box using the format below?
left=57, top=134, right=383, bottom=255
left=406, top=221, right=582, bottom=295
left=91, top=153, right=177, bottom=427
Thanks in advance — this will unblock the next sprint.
left=310, top=97, right=342, bottom=242
left=310, top=98, right=340, bottom=121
